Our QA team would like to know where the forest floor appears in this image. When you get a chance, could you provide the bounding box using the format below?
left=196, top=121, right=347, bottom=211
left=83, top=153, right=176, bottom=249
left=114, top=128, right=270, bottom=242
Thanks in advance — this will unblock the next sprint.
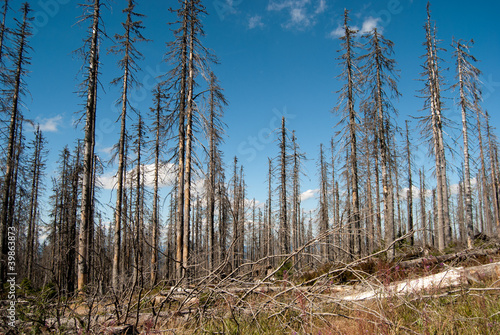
left=4, top=238, right=500, bottom=334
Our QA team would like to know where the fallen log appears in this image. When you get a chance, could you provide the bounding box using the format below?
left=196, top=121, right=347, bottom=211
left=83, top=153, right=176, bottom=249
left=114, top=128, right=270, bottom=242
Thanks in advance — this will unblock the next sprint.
left=341, top=261, right=500, bottom=301
left=397, top=248, right=500, bottom=269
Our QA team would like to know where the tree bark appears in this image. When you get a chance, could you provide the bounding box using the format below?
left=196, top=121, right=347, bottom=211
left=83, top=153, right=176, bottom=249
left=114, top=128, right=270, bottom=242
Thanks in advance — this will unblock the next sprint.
left=78, top=0, right=100, bottom=293
left=0, top=3, right=31, bottom=286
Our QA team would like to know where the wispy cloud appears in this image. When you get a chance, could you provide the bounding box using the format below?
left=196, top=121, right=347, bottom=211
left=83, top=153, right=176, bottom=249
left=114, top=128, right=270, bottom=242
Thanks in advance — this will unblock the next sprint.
left=301, top=189, right=319, bottom=201
left=315, top=0, right=326, bottom=14
left=329, top=25, right=345, bottom=38
left=35, top=115, right=63, bottom=132
left=329, top=16, right=383, bottom=39
left=360, top=16, right=382, bottom=34
left=224, top=0, right=238, bottom=15
left=267, top=0, right=326, bottom=29
left=99, top=163, right=177, bottom=190
left=248, top=15, right=265, bottom=29
left=99, top=145, right=115, bottom=157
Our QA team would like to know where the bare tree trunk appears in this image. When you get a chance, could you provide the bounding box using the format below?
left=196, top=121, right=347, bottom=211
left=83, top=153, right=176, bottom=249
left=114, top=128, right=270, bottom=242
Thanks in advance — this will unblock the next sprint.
left=206, top=72, right=226, bottom=271
left=486, top=113, right=500, bottom=236
left=338, top=10, right=361, bottom=258
left=405, top=121, right=414, bottom=246
left=231, top=157, right=240, bottom=270
left=77, top=0, right=100, bottom=293
left=132, top=116, right=144, bottom=287
left=279, top=117, right=289, bottom=255
left=207, top=109, right=216, bottom=272
left=423, top=3, right=449, bottom=251
left=475, top=99, right=492, bottom=236
left=26, top=127, right=44, bottom=282
left=319, top=144, right=329, bottom=263
left=174, top=1, right=189, bottom=282
left=238, top=167, right=246, bottom=264
left=151, top=88, right=163, bottom=286
left=330, top=139, right=339, bottom=257
left=218, top=173, right=227, bottom=271
left=364, top=135, right=375, bottom=254
left=182, top=1, right=197, bottom=280
left=0, top=3, right=31, bottom=286
left=0, top=0, right=8, bottom=63
left=420, top=169, right=428, bottom=247
left=111, top=0, right=148, bottom=291
left=453, top=39, right=480, bottom=248
left=291, top=132, right=302, bottom=260
left=458, top=181, right=466, bottom=245
left=267, top=158, right=273, bottom=267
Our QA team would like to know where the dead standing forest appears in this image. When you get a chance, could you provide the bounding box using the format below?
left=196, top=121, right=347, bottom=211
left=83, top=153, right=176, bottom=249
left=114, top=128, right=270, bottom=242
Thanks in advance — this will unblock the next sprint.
left=1, top=0, right=500, bottom=333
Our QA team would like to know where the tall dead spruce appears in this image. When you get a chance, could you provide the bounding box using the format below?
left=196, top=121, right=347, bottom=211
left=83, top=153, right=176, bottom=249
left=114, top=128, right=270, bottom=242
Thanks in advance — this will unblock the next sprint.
left=206, top=71, right=227, bottom=271
left=420, top=3, right=450, bottom=252
left=334, top=9, right=361, bottom=258
left=165, top=0, right=215, bottom=281
left=360, top=27, right=400, bottom=257
left=0, top=2, right=32, bottom=286
left=76, top=0, right=103, bottom=293
left=452, top=39, right=482, bottom=248
left=109, top=0, right=148, bottom=292
left=149, top=86, right=167, bottom=286
left=26, top=126, right=46, bottom=283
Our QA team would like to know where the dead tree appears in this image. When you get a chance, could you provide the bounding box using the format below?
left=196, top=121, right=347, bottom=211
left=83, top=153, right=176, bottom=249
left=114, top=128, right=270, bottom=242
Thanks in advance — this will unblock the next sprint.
left=420, top=168, right=428, bottom=246
left=109, top=0, right=148, bottom=292
left=334, top=9, right=361, bottom=258
left=25, top=126, right=46, bottom=282
left=206, top=71, right=227, bottom=271
left=486, top=113, right=500, bottom=236
left=291, top=132, right=304, bottom=259
left=405, top=121, right=414, bottom=246
left=277, top=117, right=290, bottom=255
left=131, top=115, right=146, bottom=287
left=0, top=0, right=8, bottom=76
left=360, top=27, right=400, bottom=257
left=166, top=0, right=189, bottom=281
left=76, top=0, right=103, bottom=293
left=0, top=3, right=32, bottom=286
left=318, top=144, right=329, bottom=263
left=419, top=3, right=450, bottom=251
left=452, top=39, right=482, bottom=248
left=475, top=95, right=493, bottom=236
left=266, top=158, right=273, bottom=267
left=149, top=86, right=167, bottom=286
left=218, top=170, right=229, bottom=270
left=166, top=0, right=214, bottom=281
left=360, top=119, right=375, bottom=254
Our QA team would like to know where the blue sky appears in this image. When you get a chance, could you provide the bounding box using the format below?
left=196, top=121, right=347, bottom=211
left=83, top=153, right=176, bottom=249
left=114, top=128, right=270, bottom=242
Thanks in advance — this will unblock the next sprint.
left=17, top=0, right=500, bottom=218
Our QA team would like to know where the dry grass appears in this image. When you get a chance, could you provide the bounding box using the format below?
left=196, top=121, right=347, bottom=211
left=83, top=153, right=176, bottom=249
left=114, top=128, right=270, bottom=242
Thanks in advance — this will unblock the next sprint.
left=7, top=247, right=500, bottom=334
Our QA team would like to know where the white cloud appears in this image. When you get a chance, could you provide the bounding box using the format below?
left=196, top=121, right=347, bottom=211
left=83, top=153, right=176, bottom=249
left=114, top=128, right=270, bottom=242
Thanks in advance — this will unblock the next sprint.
left=99, top=163, right=177, bottom=190
left=360, top=16, right=382, bottom=34
left=329, top=25, right=345, bottom=38
left=399, top=178, right=478, bottom=199
left=315, top=0, right=326, bottom=14
left=99, top=146, right=114, bottom=157
left=35, top=115, right=63, bottom=132
left=267, top=0, right=326, bottom=29
left=301, top=189, right=319, bottom=201
left=329, top=16, right=382, bottom=39
left=290, top=7, right=308, bottom=25
left=99, top=172, right=117, bottom=191
left=248, top=15, right=265, bottom=29
left=224, top=0, right=238, bottom=15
